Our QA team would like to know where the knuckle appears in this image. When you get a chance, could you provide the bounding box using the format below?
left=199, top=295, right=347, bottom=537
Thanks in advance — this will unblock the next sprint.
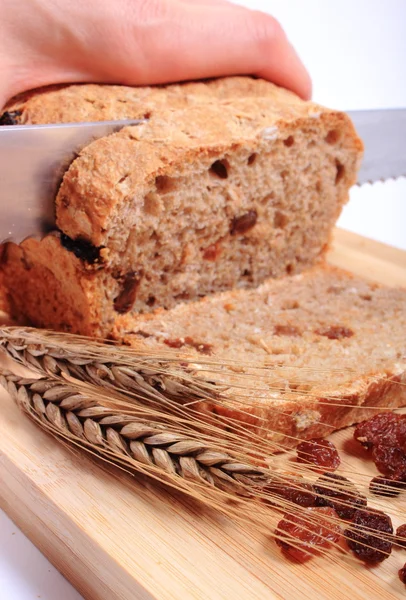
left=133, top=0, right=174, bottom=20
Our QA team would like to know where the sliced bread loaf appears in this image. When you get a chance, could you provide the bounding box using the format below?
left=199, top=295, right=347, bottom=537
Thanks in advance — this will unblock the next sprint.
left=117, top=265, right=406, bottom=448
left=1, top=77, right=362, bottom=336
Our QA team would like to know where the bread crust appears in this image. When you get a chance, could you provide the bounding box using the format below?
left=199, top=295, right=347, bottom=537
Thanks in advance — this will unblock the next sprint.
left=2, top=77, right=325, bottom=125
left=210, top=372, right=406, bottom=449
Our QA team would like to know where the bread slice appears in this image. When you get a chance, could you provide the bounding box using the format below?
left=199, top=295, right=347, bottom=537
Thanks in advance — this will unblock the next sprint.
left=1, top=77, right=362, bottom=337
left=116, top=265, right=406, bottom=448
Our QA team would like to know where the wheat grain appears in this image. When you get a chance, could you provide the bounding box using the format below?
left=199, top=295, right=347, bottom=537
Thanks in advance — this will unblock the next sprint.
left=0, top=371, right=268, bottom=492
left=1, top=368, right=356, bottom=560
left=0, top=327, right=307, bottom=455
left=3, top=325, right=403, bottom=463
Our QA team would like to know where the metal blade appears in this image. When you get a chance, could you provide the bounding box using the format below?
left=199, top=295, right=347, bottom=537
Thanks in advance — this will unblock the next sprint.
left=347, top=108, right=406, bottom=185
left=0, top=119, right=144, bottom=244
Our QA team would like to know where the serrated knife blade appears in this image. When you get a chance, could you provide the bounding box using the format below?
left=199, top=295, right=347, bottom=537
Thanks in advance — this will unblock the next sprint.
left=0, top=109, right=404, bottom=245
left=347, top=108, right=406, bottom=185
left=0, top=119, right=145, bottom=245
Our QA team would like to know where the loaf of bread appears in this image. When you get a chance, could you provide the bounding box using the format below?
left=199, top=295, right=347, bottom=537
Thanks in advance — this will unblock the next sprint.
left=117, top=265, right=406, bottom=447
left=1, top=77, right=362, bottom=336
left=1, top=78, right=405, bottom=448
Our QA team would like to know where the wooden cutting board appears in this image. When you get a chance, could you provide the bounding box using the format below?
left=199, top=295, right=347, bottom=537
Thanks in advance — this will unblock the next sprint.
left=1, top=228, right=406, bottom=600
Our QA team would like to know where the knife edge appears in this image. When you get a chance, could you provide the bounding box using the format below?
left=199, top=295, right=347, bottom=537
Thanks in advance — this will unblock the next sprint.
left=0, top=119, right=146, bottom=244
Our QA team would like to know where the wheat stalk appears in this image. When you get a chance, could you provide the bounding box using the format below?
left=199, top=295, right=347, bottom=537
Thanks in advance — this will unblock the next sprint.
left=0, top=326, right=306, bottom=455
left=1, top=368, right=358, bottom=561
left=0, top=371, right=270, bottom=493
left=0, top=327, right=222, bottom=404
left=1, top=326, right=405, bottom=476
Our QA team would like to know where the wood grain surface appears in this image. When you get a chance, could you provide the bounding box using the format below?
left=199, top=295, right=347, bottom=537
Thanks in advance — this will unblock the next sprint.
left=1, top=228, right=405, bottom=600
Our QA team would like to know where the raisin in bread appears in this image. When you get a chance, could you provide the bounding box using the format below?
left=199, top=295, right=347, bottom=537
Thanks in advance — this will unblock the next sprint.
left=116, top=265, right=406, bottom=448
left=1, top=77, right=362, bottom=337
left=0, top=246, right=9, bottom=314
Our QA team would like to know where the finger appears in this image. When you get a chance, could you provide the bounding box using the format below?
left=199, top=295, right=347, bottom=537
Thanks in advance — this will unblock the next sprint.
left=252, top=16, right=313, bottom=100
left=180, top=0, right=231, bottom=5
left=125, top=2, right=311, bottom=99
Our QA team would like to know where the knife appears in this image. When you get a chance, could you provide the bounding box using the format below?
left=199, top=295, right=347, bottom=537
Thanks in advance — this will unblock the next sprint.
left=0, top=109, right=405, bottom=245
left=0, top=119, right=145, bottom=245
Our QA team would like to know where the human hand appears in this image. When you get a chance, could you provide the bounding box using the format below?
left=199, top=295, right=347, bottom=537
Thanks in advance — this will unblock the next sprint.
left=0, top=0, right=311, bottom=108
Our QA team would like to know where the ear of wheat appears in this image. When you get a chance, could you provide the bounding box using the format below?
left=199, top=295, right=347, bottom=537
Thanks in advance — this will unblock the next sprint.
left=1, top=326, right=405, bottom=563
left=1, top=371, right=270, bottom=493
left=1, top=369, right=356, bottom=563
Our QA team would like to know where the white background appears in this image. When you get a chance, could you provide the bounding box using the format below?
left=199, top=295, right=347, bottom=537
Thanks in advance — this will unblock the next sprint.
left=1, top=2, right=405, bottom=599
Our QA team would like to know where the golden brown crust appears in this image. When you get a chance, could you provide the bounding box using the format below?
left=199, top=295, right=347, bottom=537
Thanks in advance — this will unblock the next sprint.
left=2, top=77, right=310, bottom=125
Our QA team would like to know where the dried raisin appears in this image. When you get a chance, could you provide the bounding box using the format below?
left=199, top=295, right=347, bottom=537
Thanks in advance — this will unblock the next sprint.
left=296, top=439, right=340, bottom=472
left=60, top=233, right=103, bottom=264
left=396, top=524, right=406, bottom=549
left=369, top=476, right=403, bottom=497
left=230, top=210, right=257, bottom=235
left=184, top=337, right=212, bottom=355
left=0, top=110, right=22, bottom=125
left=372, top=444, right=406, bottom=480
left=315, top=325, right=354, bottom=340
left=164, top=338, right=184, bottom=349
left=275, top=506, right=341, bottom=563
left=398, top=419, right=406, bottom=452
left=399, top=565, right=406, bottom=585
left=274, top=324, right=301, bottom=337
left=202, top=242, right=222, bottom=261
left=354, top=413, right=402, bottom=449
left=263, top=480, right=316, bottom=507
left=314, top=473, right=367, bottom=520
left=164, top=337, right=212, bottom=355
left=345, top=509, right=393, bottom=563
left=113, top=272, right=141, bottom=314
